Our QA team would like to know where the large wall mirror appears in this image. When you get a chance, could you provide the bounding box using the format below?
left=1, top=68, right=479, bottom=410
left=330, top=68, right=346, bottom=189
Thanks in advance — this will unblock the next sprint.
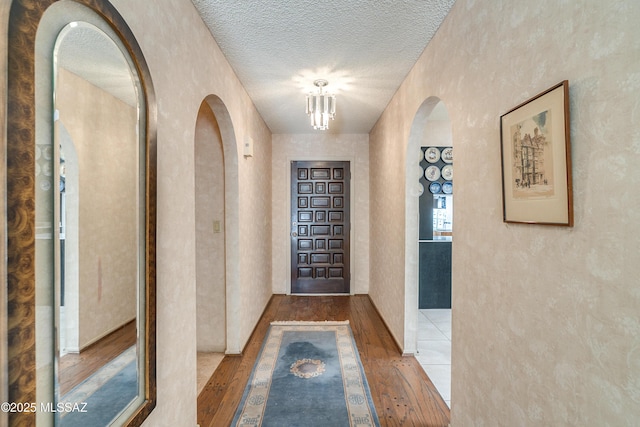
left=6, top=0, right=156, bottom=425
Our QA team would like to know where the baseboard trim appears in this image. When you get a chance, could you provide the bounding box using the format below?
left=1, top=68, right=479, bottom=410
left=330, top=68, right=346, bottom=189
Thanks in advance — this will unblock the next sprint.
left=365, top=295, right=404, bottom=355
left=233, top=294, right=276, bottom=356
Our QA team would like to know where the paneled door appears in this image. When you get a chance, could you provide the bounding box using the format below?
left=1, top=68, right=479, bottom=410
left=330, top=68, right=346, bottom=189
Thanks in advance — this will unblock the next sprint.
left=291, top=161, right=350, bottom=294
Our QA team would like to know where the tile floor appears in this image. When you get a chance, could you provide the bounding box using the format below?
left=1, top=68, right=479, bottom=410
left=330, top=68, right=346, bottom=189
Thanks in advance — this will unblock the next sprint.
left=197, top=352, right=225, bottom=395
left=416, top=309, right=451, bottom=408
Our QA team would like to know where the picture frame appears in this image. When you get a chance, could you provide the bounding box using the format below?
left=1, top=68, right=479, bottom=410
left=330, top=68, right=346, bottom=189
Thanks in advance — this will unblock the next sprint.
left=500, top=80, right=573, bottom=226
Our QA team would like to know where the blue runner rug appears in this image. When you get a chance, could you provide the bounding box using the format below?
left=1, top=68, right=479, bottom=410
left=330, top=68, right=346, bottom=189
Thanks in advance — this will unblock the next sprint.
left=232, top=321, right=380, bottom=427
left=59, top=346, right=138, bottom=426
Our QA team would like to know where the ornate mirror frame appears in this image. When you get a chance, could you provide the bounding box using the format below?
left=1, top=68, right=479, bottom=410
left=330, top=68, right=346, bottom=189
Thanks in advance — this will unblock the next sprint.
left=6, top=0, right=157, bottom=425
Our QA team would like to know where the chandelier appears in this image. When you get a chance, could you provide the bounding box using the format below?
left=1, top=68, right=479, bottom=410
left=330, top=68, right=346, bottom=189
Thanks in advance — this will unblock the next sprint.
left=306, top=79, right=336, bottom=130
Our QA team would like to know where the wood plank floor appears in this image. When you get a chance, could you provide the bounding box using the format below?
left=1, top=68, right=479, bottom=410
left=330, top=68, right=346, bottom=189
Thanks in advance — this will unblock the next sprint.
left=197, top=295, right=451, bottom=426
left=59, top=320, right=136, bottom=395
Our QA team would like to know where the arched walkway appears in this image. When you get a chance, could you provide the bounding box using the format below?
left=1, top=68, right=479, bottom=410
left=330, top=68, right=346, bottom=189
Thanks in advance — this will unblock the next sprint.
left=405, top=96, right=453, bottom=406
left=194, top=95, right=240, bottom=391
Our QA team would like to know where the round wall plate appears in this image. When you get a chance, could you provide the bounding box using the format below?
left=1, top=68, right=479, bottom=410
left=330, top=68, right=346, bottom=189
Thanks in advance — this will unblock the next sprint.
left=425, top=165, right=441, bottom=181
left=441, top=164, right=453, bottom=180
left=441, top=147, right=453, bottom=163
left=424, top=147, right=441, bottom=163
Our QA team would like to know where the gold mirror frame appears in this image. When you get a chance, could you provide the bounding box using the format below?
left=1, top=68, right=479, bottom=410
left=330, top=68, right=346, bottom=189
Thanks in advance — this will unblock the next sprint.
left=6, top=0, right=157, bottom=425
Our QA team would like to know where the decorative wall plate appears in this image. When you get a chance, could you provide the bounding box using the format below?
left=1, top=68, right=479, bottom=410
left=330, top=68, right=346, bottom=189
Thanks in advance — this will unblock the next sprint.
left=429, top=182, right=442, bottom=194
left=441, top=164, right=453, bottom=180
left=425, top=165, right=441, bottom=181
left=418, top=182, right=424, bottom=196
left=441, top=147, right=453, bottom=163
left=40, top=179, right=51, bottom=191
left=424, top=147, right=441, bottom=163
left=442, top=181, right=453, bottom=194
left=43, top=145, right=52, bottom=160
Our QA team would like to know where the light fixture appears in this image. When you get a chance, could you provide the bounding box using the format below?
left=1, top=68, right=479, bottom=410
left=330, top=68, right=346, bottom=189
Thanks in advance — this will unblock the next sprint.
left=306, top=79, right=336, bottom=130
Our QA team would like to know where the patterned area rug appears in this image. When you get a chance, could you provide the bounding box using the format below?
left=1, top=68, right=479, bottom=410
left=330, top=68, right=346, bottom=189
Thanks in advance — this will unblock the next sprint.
left=232, top=321, right=380, bottom=426
left=59, top=346, right=137, bottom=426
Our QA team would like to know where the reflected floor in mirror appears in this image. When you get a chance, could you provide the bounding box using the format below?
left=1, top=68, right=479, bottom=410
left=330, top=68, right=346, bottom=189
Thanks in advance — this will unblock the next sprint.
left=59, top=320, right=136, bottom=395
left=59, top=346, right=137, bottom=426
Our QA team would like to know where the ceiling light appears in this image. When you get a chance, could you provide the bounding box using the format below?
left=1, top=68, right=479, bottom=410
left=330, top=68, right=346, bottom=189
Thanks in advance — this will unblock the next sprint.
left=306, top=79, right=336, bottom=130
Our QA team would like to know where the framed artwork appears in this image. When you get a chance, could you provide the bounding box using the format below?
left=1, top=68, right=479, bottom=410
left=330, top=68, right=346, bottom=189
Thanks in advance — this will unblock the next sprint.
left=500, top=80, right=573, bottom=226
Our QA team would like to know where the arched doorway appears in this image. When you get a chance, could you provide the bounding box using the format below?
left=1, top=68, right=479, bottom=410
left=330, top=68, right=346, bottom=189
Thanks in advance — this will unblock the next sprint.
left=405, top=97, right=453, bottom=407
left=194, top=95, right=240, bottom=394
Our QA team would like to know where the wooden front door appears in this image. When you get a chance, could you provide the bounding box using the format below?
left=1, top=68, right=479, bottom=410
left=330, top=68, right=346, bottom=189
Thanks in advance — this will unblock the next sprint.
left=291, top=161, right=350, bottom=294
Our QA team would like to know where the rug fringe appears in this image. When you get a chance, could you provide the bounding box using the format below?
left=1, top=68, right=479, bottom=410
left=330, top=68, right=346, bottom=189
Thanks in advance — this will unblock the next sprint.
left=270, top=320, right=349, bottom=326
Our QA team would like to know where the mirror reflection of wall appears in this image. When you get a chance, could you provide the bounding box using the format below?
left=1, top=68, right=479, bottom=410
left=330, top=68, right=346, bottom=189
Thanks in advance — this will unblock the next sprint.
left=55, top=22, right=139, bottom=357
left=42, top=15, right=144, bottom=426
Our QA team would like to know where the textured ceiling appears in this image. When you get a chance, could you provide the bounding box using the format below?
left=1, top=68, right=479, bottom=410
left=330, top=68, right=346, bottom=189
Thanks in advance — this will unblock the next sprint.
left=57, top=23, right=138, bottom=107
left=192, top=0, right=456, bottom=134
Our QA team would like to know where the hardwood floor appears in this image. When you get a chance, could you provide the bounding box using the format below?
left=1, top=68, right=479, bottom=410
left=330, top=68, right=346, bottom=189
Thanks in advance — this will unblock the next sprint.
left=197, top=295, right=451, bottom=427
left=59, top=320, right=137, bottom=396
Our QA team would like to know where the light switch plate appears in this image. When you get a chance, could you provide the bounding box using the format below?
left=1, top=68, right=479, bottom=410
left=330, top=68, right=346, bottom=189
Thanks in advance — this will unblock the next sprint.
left=243, top=136, right=254, bottom=157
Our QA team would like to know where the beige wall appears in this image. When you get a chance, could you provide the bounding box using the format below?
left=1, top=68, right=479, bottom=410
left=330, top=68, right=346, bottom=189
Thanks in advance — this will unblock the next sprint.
left=2, top=1, right=272, bottom=422
left=422, top=117, right=452, bottom=148
left=109, top=1, right=273, bottom=424
left=370, top=0, right=640, bottom=425
left=195, top=102, right=226, bottom=352
left=4, top=0, right=640, bottom=425
left=271, top=134, right=370, bottom=295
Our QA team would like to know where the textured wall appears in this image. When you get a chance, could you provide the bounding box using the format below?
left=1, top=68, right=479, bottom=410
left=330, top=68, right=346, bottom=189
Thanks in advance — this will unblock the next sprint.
left=195, top=102, right=226, bottom=353
left=102, top=0, right=273, bottom=424
left=369, top=0, right=640, bottom=425
left=0, top=0, right=271, bottom=427
left=421, top=119, right=452, bottom=148
left=271, top=134, right=370, bottom=295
